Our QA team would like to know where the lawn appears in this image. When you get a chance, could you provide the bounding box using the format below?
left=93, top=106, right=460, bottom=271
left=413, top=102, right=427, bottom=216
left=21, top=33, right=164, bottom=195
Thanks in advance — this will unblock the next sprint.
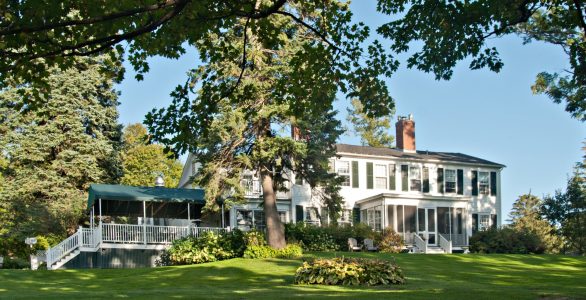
left=0, top=253, right=585, bottom=299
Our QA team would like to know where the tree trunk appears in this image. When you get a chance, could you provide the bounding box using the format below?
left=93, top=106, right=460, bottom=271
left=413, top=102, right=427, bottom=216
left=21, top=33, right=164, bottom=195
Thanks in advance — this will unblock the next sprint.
left=260, top=169, right=286, bottom=249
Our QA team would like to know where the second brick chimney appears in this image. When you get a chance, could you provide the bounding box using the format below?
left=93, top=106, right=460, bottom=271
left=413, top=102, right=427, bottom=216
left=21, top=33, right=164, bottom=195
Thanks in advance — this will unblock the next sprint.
left=396, top=114, right=416, bottom=152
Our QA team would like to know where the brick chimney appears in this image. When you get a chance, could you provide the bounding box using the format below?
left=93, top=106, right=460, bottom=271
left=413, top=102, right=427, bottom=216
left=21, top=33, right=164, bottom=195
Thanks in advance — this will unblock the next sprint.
left=396, top=114, right=416, bottom=152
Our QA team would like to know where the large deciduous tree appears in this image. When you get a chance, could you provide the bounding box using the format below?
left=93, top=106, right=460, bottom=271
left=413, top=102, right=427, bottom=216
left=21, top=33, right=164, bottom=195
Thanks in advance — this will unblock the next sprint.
left=145, top=2, right=394, bottom=248
left=120, top=123, right=183, bottom=187
left=0, top=55, right=123, bottom=242
left=376, top=0, right=586, bottom=121
left=346, top=98, right=395, bottom=148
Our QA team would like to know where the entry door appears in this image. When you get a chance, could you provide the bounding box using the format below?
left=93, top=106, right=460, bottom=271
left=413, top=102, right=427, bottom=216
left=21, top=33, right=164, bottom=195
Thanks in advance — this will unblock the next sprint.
left=418, top=208, right=437, bottom=245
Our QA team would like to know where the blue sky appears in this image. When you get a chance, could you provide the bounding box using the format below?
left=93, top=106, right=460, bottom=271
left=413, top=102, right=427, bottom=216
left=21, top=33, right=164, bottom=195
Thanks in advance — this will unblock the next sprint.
left=116, top=1, right=584, bottom=220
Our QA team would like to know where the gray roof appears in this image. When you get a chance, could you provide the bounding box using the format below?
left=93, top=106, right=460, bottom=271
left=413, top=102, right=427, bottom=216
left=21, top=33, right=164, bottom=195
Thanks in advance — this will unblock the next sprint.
left=335, top=144, right=505, bottom=168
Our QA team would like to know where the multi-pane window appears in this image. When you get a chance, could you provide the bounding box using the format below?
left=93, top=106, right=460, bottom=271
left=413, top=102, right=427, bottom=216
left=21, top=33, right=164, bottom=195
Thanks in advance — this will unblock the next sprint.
left=337, top=161, right=351, bottom=186
left=339, top=209, right=352, bottom=225
left=305, top=207, right=320, bottom=225
left=374, top=164, right=387, bottom=189
left=445, top=169, right=457, bottom=193
left=479, top=214, right=490, bottom=231
left=241, top=175, right=261, bottom=195
left=410, top=166, right=421, bottom=191
left=479, top=172, right=490, bottom=195
left=366, top=207, right=382, bottom=231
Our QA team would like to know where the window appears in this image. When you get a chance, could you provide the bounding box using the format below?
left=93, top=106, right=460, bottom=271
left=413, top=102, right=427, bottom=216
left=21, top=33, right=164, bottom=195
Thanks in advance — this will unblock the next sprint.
left=305, top=207, right=320, bottom=225
left=410, top=166, right=421, bottom=191
left=336, top=161, right=351, bottom=186
left=236, top=210, right=253, bottom=231
left=445, top=169, right=457, bottom=193
left=241, top=175, right=261, bottom=195
left=479, top=172, right=489, bottom=195
left=339, top=209, right=352, bottom=225
left=374, top=164, right=387, bottom=189
left=479, top=214, right=490, bottom=231
left=366, top=207, right=382, bottom=231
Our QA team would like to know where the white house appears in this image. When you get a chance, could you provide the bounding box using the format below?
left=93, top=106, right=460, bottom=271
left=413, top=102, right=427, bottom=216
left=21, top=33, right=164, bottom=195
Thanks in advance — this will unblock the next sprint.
left=178, top=115, right=505, bottom=252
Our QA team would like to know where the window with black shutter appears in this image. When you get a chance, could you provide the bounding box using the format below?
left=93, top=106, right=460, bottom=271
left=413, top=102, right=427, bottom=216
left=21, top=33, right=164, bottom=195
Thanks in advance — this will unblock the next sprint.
left=437, top=168, right=444, bottom=193
left=472, top=213, right=478, bottom=235
left=353, top=207, right=361, bottom=223
left=471, top=171, right=478, bottom=196
left=422, top=167, right=430, bottom=193
left=351, top=161, right=359, bottom=188
left=401, top=165, right=409, bottom=191
left=457, top=169, right=464, bottom=195
left=491, top=214, right=497, bottom=229
left=295, top=205, right=304, bottom=222
left=389, top=164, right=396, bottom=190
left=490, top=171, right=497, bottom=196
left=366, top=162, right=373, bottom=189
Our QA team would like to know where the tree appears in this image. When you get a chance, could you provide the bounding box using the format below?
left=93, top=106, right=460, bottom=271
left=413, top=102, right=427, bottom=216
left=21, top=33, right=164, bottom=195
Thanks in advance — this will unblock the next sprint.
left=509, top=194, right=561, bottom=253
left=120, top=123, right=183, bottom=187
left=346, top=98, right=395, bottom=148
left=543, top=166, right=586, bottom=254
left=145, top=4, right=393, bottom=248
left=0, top=55, right=123, bottom=242
left=376, top=0, right=586, bottom=121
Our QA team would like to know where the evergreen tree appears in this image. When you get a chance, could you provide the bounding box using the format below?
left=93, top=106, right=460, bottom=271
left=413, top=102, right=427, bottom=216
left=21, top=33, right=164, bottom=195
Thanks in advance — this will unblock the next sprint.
left=120, top=123, right=183, bottom=188
left=346, top=98, right=395, bottom=148
left=0, top=55, right=123, bottom=242
left=509, top=194, right=561, bottom=253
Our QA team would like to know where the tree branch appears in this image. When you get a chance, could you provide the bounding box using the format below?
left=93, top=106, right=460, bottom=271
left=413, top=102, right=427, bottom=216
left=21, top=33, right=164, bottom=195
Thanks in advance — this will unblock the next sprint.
left=573, top=0, right=586, bottom=34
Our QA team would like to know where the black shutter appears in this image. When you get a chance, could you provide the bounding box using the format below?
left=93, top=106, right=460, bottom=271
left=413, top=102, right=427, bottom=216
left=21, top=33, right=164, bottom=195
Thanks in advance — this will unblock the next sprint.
left=491, top=214, right=497, bottom=229
left=472, top=213, right=478, bottom=235
left=389, top=164, right=396, bottom=190
left=422, top=167, right=430, bottom=193
left=457, top=169, right=464, bottom=195
left=366, top=162, right=373, bottom=189
left=437, top=168, right=444, bottom=194
left=295, top=205, right=304, bottom=222
left=401, top=165, right=409, bottom=191
left=353, top=207, right=361, bottom=223
left=471, top=171, right=478, bottom=196
left=351, top=161, right=359, bottom=188
left=490, top=171, right=497, bottom=196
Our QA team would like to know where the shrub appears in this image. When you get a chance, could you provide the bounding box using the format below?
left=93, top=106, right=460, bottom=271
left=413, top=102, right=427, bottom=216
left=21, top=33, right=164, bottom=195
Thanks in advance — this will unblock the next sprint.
left=162, top=230, right=245, bottom=265
left=295, top=257, right=405, bottom=286
left=469, top=227, right=547, bottom=254
left=243, top=244, right=303, bottom=259
left=377, top=227, right=404, bottom=253
left=285, top=222, right=378, bottom=251
left=2, top=257, right=31, bottom=269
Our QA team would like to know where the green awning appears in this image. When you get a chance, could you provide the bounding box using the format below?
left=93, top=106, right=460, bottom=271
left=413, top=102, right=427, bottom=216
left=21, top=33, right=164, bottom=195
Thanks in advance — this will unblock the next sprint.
left=87, top=184, right=206, bottom=210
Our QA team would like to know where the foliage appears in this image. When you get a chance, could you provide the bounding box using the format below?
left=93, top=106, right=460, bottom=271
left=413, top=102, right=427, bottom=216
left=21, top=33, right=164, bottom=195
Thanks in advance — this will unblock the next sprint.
left=508, top=194, right=562, bottom=253
left=377, top=227, right=404, bottom=253
left=285, top=222, right=378, bottom=251
left=1, top=257, right=31, bottom=270
left=469, top=227, right=549, bottom=254
left=346, top=98, right=395, bottom=147
left=294, top=257, right=405, bottom=286
left=377, top=0, right=586, bottom=121
left=120, top=123, right=183, bottom=187
left=0, top=55, right=123, bottom=254
left=542, top=165, right=586, bottom=254
left=162, top=231, right=245, bottom=266
left=243, top=244, right=302, bottom=259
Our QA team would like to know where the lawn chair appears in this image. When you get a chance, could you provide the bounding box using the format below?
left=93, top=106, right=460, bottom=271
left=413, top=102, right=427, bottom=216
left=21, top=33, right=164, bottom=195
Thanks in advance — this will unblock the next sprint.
left=348, top=238, right=362, bottom=252
left=363, top=238, right=379, bottom=252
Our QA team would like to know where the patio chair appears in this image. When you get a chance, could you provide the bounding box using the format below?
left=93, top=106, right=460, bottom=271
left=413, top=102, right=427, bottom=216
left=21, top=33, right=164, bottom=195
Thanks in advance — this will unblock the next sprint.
left=363, top=238, right=379, bottom=252
left=348, top=238, right=362, bottom=252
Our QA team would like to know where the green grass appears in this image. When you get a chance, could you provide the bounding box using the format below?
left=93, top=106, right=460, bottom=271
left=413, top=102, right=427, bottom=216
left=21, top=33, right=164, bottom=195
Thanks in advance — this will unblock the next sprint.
left=1, top=253, right=585, bottom=299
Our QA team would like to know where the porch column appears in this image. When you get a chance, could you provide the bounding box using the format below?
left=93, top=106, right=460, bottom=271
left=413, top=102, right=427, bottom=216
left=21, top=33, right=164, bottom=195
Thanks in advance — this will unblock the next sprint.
left=90, top=207, right=94, bottom=229
left=143, top=200, right=147, bottom=245
left=98, top=198, right=102, bottom=225
left=187, top=203, right=191, bottom=223
left=449, top=207, right=453, bottom=241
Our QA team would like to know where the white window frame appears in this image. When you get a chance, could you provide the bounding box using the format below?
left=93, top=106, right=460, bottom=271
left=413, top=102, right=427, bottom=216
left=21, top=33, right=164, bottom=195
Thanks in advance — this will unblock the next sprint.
left=479, top=171, right=490, bottom=195
left=336, top=160, right=351, bottom=187
left=374, top=164, right=387, bottom=189
left=410, top=165, right=422, bottom=192
left=445, top=169, right=457, bottom=193
left=479, top=214, right=490, bottom=231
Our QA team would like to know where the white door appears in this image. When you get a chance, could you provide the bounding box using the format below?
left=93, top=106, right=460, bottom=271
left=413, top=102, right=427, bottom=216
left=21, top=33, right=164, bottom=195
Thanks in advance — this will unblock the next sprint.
left=418, top=208, right=437, bottom=246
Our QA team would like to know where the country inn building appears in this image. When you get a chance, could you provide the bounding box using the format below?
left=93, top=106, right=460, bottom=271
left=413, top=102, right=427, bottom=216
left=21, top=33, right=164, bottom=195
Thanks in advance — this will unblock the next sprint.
left=179, top=115, right=505, bottom=253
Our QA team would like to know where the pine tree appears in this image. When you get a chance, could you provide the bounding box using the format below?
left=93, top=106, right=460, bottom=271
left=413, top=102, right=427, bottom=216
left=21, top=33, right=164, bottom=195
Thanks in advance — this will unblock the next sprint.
left=509, top=194, right=561, bottom=253
left=0, top=55, right=123, bottom=241
left=120, top=123, right=183, bottom=188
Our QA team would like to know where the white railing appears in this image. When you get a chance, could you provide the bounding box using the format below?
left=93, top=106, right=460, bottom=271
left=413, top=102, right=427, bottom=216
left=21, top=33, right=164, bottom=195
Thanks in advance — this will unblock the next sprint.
left=190, top=226, right=226, bottom=238
left=439, top=233, right=452, bottom=254
left=81, top=227, right=101, bottom=248
left=102, top=223, right=227, bottom=245
left=413, top=233, right=427, bottom=254
left=443, top=233, right=467, bottom=246
left=102, top=224, right=145, bottom=244
left=47, top=230, right=81, bottom=269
